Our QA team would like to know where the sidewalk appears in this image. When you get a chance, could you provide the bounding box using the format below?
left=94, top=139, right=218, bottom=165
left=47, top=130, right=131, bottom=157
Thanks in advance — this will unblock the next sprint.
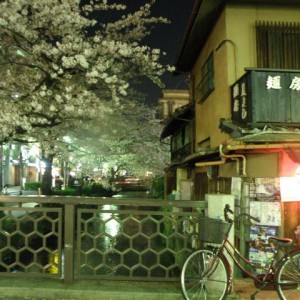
left=4, top=185, right=38, bottom=196
left=0, top=277, right=281, bottom=300
left=232, top=278, right=280, bottom=299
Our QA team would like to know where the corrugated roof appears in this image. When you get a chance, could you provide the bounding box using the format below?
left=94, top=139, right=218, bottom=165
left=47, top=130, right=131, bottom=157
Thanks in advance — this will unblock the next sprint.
left=234, top=130, right=300, bottom=143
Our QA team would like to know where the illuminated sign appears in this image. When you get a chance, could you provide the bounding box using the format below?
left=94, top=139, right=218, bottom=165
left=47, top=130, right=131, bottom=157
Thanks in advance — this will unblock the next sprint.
left=280, top=177, right=300, bottom=202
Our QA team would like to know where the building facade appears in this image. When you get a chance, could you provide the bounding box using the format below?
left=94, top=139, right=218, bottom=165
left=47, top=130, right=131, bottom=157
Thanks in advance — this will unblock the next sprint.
left=161, top=0, right=300, bottom=255
left=157, top=89, right=190, bottom=120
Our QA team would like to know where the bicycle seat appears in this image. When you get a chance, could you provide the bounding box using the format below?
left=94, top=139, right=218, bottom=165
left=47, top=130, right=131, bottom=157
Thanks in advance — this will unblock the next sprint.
left=268, top=237, right=293, bottom=247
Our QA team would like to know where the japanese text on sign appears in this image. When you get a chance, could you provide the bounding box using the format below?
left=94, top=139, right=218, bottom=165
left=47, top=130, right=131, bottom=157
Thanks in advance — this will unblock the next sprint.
left=266, top=75, right=300, bottom=91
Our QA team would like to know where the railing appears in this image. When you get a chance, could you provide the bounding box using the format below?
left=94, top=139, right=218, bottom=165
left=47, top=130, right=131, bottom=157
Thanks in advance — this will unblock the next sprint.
left=171, top=142, right=192, bottom=162
left=0, top=196, right=204, bottom=284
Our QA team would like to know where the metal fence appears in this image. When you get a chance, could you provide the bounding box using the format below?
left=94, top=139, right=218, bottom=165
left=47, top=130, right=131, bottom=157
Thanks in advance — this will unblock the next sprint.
left=0, top=196, right=205, bottom=284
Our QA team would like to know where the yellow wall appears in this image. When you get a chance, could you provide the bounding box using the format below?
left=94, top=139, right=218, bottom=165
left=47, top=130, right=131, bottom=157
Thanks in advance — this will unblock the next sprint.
left=226, top=4, right=300, bottom=83
left=218, top=153, right=279, bottom=178
left=193, top=10, right=230, bottom=149
left=192, top=4, right=300, bottom=149
left=246, top=153, right=278, bottom=178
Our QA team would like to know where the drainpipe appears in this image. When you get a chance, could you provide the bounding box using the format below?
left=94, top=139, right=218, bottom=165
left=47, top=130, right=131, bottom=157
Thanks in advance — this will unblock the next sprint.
left=219, top=144, right=247, bottom=176
left=195, top=160, right=225, bottom=167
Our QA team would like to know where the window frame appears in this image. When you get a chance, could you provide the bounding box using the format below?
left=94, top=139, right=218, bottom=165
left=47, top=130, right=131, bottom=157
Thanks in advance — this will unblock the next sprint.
left=197, top=52, right=214, bottom=103
left=256, top=21, right=300, bottom=69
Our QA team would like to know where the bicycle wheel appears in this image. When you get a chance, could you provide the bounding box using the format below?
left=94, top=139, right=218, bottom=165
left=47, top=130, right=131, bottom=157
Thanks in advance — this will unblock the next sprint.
left=181, top=248, right=230, bottom=300
left=275, top=249, right=300, bottom=300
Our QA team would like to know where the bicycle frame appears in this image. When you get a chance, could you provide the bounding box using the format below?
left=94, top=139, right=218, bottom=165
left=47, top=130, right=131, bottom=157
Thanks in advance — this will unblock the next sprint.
left=213, top=233, right=283, bottom=287
left=216, top=209, right=288, bottom=287
left=181, top=208, right=300, bottom=300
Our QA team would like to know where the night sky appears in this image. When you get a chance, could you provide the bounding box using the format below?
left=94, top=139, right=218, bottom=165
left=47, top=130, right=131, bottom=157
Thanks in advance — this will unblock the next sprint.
left=120, top=1, right=195, bottom=105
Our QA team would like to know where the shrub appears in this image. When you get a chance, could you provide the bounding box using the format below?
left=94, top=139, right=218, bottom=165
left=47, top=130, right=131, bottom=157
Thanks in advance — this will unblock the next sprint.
left=82, top=183, right=115, bottom=197
left=51, top=183, right=115, bottom=197
left=24, top=182, right=42, bottom=190
left=51, top=188, right=77, bottom=196
left=150, top=176, right=164, bottom=199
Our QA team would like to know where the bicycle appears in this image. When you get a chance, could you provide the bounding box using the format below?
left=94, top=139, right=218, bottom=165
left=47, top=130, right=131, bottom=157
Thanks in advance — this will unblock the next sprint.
left=181, top=204, right=300, bottom=299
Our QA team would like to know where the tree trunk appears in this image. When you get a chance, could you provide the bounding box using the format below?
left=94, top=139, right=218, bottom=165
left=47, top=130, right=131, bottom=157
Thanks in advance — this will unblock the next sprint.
left=3, top=144, right=11, bottom=187
left=41, top=153, right=54, bottom=195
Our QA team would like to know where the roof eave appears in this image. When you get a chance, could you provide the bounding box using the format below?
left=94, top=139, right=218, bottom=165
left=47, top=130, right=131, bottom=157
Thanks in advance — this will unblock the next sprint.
left=175, top=0, right=300, bottom=74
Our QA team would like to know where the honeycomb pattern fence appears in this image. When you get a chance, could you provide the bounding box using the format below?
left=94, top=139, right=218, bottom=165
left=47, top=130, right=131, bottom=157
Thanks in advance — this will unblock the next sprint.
left=0, top=205, right=62, bottom=277
left=0, top=197, right=202, bottom=283
left=77, top=205, right=200, bottom=281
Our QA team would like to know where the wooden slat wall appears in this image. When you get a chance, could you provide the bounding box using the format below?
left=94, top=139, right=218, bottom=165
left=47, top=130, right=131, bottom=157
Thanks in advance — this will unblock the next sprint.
left=256, top=21, right=300, bottom=69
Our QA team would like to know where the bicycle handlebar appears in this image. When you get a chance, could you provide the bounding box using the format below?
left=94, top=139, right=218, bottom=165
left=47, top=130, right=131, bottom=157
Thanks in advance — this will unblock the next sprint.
left=224, top=204, right=260, bottom=223
left=238, top=213, right=260, bottom=223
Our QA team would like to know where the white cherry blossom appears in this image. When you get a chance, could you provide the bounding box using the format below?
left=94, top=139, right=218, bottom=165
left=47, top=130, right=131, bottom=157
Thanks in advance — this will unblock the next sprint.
left=0, top=0, right=173, bottom=192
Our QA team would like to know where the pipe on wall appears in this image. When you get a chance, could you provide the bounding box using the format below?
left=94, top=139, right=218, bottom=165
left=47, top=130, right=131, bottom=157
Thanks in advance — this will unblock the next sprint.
left=195, top=160, right=225, bottom=167
left=219, top=144, right=247, bottom=176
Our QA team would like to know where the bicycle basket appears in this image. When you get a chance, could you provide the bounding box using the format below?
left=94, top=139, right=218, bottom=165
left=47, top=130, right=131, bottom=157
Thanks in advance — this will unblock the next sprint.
left=198, top=217, right=231, bottom=244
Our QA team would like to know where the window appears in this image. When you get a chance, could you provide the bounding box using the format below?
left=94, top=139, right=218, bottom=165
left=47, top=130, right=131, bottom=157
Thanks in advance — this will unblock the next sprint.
left=183, top=122, right=192, bottom=146
left=197, top=52, right=214, bottom=103
left=256, top=21, right=300, bottom=69
left=171, top=134, right=180, bottom=152
left=171, top=123, right=192, bottom=152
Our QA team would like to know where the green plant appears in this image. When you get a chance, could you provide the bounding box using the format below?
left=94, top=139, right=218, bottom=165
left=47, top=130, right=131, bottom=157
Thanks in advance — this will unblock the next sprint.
left=51, top=188, right=77, bottom=196
left=50, top=183, right=115, bottom=197
left=150, top=175, right=164, bottom=199
left=82, top=183, right=115, bottom=197
left=24, top=182, right=42, bottom=190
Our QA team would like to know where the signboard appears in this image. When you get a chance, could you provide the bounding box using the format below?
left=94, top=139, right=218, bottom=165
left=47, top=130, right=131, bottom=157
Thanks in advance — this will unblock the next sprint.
left=231, top=69, right=300, bottom=125
left=231, top=75, right=248, bottom=123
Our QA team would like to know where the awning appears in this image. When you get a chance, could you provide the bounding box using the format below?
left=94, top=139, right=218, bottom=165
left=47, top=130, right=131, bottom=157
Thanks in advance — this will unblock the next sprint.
left=160, top=104, right=194, bottom=139
left=163, top=146, right=221, bottom=171
left=182, top=147, right=220, bottom=164
left=220, top=119, right=300, bottom=143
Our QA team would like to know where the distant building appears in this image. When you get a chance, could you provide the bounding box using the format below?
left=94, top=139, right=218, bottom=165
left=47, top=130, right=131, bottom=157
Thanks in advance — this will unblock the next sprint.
left=156, top=89, right=190, bottom=120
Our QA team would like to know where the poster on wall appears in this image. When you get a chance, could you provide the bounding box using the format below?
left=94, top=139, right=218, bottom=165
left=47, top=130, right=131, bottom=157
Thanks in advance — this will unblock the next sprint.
left=250, top=201, right=281, bottom=226
left=250, top=178, right=281, bottom=201
left=249, top=225, right=277, bottom=270
left=249, top=178, right=281, bottom=226
left=248, top=178, right=281, bottom=269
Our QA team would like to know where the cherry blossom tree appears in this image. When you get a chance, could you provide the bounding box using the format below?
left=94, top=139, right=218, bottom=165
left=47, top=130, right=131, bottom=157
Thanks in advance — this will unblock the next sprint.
left=0, top=0, right=172, bottom=193
left=62, top=101, right=169, bottom=185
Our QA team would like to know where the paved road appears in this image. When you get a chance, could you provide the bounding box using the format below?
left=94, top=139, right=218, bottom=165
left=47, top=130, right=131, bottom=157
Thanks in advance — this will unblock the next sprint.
left=0, top=277, right=282, bottom=300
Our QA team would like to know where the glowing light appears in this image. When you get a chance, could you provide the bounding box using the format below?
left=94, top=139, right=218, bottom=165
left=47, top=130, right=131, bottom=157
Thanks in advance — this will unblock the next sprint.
left=280, top=177, right=300, bottom=202
left=63, top=136, right=71, bottom=143
left=295, top=166, right=300, bottom=178
left=101, top=205, right=120, bottom=237
left=28, top=144, right=40, bottom=156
